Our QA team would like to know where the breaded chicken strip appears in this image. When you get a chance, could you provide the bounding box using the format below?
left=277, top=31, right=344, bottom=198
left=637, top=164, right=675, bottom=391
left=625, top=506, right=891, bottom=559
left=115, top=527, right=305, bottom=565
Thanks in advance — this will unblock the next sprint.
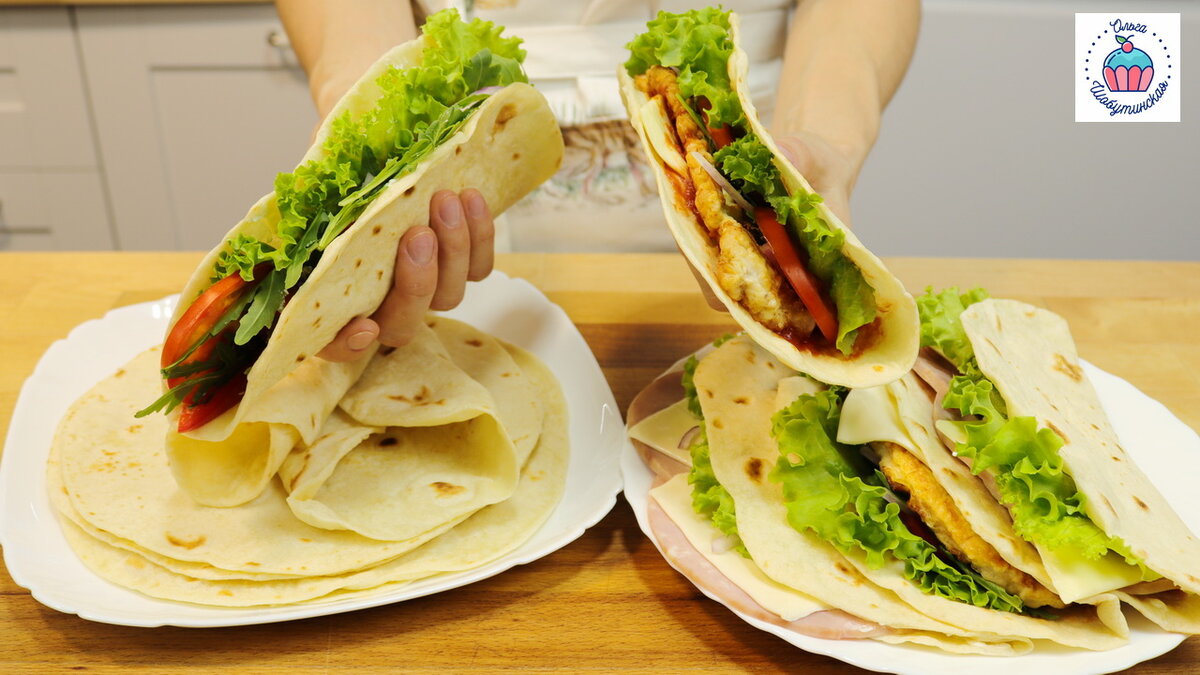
left=638, top=67, right=813, bottom=336
left=875, top=442, right=1064, bottom=609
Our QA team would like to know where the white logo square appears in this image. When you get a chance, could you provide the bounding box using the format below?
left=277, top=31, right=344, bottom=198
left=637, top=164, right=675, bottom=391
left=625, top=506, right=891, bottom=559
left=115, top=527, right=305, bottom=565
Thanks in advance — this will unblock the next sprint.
left=1075, top=13, right=1181, bottom=123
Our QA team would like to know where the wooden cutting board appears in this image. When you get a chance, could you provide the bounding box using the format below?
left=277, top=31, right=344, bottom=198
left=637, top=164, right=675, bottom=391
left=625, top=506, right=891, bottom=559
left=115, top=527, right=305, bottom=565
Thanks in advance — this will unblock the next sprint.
left=0, top=252, right=1197, bottom=673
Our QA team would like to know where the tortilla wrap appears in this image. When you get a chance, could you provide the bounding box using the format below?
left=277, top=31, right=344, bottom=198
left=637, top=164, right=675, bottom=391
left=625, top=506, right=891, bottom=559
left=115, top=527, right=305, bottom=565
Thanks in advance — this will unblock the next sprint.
left=163, top=36, right=563, bottom=506
left=617, top=13, right=917, bottom=388
left=48, top=338, right=568, bottom=606
left=962, top=298, right=1200, bottom=631
left=278, top=320, right=533, bottom=542
left=695, top=337, right=1128, bottom=650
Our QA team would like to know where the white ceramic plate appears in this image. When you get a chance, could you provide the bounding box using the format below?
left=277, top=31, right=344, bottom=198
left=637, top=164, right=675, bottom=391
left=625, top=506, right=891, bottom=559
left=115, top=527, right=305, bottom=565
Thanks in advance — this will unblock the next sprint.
left=0, top=270, right=624, bottom=627
left=621, top=360, right=1197, bottom=675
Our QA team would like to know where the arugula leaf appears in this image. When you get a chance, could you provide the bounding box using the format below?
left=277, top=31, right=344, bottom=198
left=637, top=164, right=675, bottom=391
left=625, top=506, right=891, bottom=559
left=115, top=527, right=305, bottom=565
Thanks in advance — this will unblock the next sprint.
left=234, top=269, right=285, bottom=346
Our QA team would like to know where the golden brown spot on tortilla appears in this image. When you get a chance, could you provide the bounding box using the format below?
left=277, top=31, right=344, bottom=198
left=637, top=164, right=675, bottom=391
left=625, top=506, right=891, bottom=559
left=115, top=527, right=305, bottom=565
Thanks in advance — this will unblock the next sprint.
left=310, top=413, right=317, bottom=427
left=388, top=386, right=438, bottom=406
left=404, top=186, right=415, bottom=197
left=1046, top=421, right=1069, bottom=444
left=218, top=590, right=233, bottom=597
left=372, top=225, right=382, bottom=235
left=1134, top=497, right=1149, bottom=510
left=1053, top=354, right=1083, bottom=381
left=166, top=534, right=206, bottom=550
left=246, top=562, right=260, bottom=566
left=296, top=354, right=306, bottom=363
left=465, top=338, right=484, bottom=347
left=873, top=365, right=884, bottom=372
left=314, top=301, right=320, bottom=309
left=376, top=270, right=384, bottom=280
left=355, top=259, right=363, bottom=269
left=512, top=152, right=520, bottom=160
left=379, top=437, right=398, bottom=447
left=500, top=371, right=515, bottom=378
left=1112, top=456, right=1122, bottom=462
left=983, top=337, right=999, bottom=353
left=732, top=397, right=749, bottom=405
left=493, top=104, right=517, bottom=133
left=426, top=319, right=437, bottom=328
left=103, top=449, right=116, bottom=456
left=455, top=146, right=462, bottom=156
left=432, top=481, right=466, bottom=496
left=711, top=418, right=724, bottom=429
left=703, top=389, right=714, bottom=399
left=380, top=346, right=396, bottom=356
left=744, top=458, right=764, bottom=483
left=1101, top=495, right=1115, bottom=514
left=344, top=284, right=352, bottom=296
left=528, top=470, right=545, bottom=481
left=312, top=317, right=321, bottom=328
left=835, top=562, right=853, bottom=576
left=745, top=351, right=755, bottom=364
left=1092, top=423, right=1101, bottom=430
left=114, top=369, right=125, bottom=378
left=126, top=424, right=142, bottom=433
left=299, top=538, right=312, bottom=543
left=766, top=362, right=775, bottom=370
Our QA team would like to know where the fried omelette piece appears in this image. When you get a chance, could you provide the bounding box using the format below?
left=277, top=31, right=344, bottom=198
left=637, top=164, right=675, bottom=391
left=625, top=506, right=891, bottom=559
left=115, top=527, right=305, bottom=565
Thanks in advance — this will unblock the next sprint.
left=637, top=67, right=813, bottom=336
left=875, top=441, right=1064, bottom=609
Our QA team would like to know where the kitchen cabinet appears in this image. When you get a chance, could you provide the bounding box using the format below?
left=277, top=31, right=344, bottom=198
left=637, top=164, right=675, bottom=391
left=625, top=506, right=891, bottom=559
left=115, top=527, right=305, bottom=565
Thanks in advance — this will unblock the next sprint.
left=0, top=7, right=113, bottom=250
left=75, top=3, right=316, bottom=250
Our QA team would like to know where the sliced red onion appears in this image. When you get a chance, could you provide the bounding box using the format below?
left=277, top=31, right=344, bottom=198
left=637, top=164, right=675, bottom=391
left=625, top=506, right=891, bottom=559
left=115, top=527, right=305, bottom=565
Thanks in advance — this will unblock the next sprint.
left=470, top=86, right=504, bottom=96
left=690, top=151, right=754, bottom=214
left=678, top=425, right=701, bottom=450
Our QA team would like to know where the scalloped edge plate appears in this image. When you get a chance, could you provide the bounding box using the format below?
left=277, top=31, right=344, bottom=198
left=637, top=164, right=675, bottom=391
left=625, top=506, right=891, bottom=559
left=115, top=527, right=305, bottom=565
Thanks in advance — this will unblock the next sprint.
left=0, top=270, right=624, bottom=627
left=621, top=359, right=1196, bottom=675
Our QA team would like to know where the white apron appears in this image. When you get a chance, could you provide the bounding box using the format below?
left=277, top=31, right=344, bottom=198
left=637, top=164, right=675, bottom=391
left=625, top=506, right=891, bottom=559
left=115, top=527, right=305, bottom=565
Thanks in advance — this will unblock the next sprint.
left=418, top=0, right=792, bottom=252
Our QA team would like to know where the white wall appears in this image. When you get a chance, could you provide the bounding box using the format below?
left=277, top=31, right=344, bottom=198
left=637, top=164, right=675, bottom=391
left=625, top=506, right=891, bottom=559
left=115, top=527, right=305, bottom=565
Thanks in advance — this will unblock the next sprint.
left=853, top=0, right=1198, bottom=260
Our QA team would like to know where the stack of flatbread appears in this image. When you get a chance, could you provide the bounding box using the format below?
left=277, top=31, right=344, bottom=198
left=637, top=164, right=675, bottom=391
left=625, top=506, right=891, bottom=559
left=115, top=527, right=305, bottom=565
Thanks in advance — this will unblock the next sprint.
left=48, top=317, right=568, bottom=607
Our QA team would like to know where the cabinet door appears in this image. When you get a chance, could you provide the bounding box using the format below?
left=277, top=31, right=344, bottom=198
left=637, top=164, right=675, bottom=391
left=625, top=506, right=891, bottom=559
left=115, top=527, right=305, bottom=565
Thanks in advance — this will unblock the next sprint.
left=76, top=5, right=317, bottom=251
left=0, top=7, right=114, bottom=250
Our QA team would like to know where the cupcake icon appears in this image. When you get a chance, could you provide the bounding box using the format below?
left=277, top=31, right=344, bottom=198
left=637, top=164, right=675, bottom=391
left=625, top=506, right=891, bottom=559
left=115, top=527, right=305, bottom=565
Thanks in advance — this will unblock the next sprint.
left=1103, top=35, right=1154, bottom=92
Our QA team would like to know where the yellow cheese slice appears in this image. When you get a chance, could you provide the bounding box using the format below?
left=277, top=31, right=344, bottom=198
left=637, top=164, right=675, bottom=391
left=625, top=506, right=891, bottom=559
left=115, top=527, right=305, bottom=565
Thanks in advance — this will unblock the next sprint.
left=837, top=385, right=913, bottom=449
left=629, top=398, right=697, bottom=467
left=651, top=473, right=829, bottom=621
left=639, top=96, right=688, bottom=175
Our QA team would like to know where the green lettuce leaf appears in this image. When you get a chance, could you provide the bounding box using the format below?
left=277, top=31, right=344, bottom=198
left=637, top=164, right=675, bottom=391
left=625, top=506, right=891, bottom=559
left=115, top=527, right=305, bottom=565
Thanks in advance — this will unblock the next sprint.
left=715, top=136, right=876, bottom=354
left=681, top=354, right=702, bottom=420
left=687, top=425, right=749, bottom=558
left=919, top=288, right=1152, bottom=575
left=769, top=390, right=1027, bottom=613
left=625, top=8, right=742, bottom=127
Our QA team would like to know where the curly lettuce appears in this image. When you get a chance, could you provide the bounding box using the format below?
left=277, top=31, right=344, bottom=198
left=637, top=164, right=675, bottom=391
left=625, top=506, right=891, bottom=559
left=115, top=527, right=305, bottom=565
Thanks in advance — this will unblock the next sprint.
left=716, top=136, right=876, bottom=354
left=919, top=288, right=1151, bottom=574
left=687, top=425, right=749, bottom=558
left=769, top=390, right=1026, bottom=613
left=624, top=7, right=742, bottom=127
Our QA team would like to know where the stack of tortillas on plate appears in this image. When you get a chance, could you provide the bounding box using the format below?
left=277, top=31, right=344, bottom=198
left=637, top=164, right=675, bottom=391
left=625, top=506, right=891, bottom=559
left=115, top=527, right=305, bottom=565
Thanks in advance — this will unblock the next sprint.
left=47, top=316, right=568, bottom=607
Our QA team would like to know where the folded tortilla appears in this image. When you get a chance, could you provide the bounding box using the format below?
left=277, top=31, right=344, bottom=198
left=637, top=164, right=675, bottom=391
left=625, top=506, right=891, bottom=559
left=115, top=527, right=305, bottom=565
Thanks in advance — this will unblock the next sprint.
left=618, top=11, right=917, bottom=388
left=48, top=336, right=568, bottom=606
left=163, top=27, right=563, bottom=506
left=958, top=299, right=1200, bottom=632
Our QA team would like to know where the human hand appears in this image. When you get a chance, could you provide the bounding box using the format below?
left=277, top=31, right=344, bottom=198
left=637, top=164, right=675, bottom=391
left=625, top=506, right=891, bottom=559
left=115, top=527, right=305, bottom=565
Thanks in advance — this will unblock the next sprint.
left=691, top=131, right=857, bottom=311
left=317, top=188, right=495, bottom=361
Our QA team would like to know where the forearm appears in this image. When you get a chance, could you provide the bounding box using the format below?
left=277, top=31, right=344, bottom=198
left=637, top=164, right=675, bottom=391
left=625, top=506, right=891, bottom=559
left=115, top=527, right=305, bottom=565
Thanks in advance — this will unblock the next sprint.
left=275, top=0, right=417, bottom=118
left=773, top=0, right=920, bottom=187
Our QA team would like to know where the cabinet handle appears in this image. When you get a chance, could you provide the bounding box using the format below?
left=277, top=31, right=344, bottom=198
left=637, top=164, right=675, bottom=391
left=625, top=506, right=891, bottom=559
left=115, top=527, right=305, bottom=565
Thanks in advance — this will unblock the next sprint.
left=266, top=30, right=290, bottom=49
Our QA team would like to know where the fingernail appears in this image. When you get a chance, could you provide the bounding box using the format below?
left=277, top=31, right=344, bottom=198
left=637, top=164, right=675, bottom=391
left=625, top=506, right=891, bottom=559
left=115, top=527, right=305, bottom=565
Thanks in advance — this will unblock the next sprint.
left=463, top=190, right=488, bottom=220
left=407, top=231, right=436, bottom=265
left=347, top=330, right=375, bottom=351
left=438, top=194, right=464, bottom=228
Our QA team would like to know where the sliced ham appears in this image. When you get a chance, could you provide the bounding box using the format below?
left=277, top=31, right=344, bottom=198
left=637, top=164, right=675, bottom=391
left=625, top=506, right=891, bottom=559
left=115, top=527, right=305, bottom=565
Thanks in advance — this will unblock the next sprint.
left=647, top=497, right=891, bottom=640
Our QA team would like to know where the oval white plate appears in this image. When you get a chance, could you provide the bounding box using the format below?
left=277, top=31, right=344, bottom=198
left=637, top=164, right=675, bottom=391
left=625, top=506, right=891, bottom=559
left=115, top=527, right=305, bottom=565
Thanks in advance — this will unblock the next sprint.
left=0, top=270, right=624, bottom=627
left=621, top=360, right=1196, bottom=675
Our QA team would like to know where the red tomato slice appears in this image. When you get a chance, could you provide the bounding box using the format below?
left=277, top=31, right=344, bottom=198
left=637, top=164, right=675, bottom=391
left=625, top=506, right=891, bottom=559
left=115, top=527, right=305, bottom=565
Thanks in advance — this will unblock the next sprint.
left=709, top=124, right=733, bottom=149
left=162, top=266, right=265, bottom=372
left=177, top=372, right=248, bottom=433
left=754, top=207, right=839, bottom=344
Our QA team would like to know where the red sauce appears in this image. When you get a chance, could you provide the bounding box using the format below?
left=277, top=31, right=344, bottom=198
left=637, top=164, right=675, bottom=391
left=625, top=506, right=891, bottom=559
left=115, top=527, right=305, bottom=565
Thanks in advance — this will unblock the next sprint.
left=777, top=316, right=884, bottom=359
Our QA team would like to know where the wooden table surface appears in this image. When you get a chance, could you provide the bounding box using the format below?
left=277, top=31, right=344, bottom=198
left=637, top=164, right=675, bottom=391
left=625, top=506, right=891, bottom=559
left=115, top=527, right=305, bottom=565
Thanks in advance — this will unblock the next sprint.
left=1, top=252, right=1198, bottom=673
